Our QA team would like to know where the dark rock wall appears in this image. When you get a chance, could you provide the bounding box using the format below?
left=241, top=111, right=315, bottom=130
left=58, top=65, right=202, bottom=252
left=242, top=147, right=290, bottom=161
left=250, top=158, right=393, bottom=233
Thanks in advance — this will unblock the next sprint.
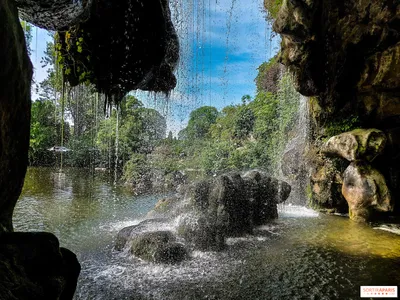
left=1, top=1, right=81, bottom=299
left=0, top=0, right=32, bottom=232
left=272, top=0, right=400, bottom=214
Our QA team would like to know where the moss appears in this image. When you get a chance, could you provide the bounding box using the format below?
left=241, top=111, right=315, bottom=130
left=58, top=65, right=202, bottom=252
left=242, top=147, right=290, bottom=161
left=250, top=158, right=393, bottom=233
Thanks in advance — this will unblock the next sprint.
left=305, top=183, right=312, bottom=201
left=324, top=115, right=361, bottom=138
left=264, top=0, right=283, bottom=20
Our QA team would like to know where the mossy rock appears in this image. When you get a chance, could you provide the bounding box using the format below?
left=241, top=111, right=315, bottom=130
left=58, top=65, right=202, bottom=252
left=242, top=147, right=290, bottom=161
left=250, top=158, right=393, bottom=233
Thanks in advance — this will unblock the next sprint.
left=130, top=231, right=188, bottom=264
left=323, top=128, right=386, bottom=162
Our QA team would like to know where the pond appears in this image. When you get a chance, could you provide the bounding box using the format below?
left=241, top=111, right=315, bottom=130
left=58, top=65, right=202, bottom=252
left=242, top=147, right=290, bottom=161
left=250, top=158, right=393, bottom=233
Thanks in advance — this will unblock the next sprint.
left=14, top=167, right=400, bottom=300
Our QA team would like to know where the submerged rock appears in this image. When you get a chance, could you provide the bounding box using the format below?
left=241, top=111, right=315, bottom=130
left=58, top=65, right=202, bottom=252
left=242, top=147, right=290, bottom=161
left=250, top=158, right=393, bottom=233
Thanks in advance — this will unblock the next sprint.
left=342, top=161, right=393, bottom=222
left=323, top=129, right=387, bottom=162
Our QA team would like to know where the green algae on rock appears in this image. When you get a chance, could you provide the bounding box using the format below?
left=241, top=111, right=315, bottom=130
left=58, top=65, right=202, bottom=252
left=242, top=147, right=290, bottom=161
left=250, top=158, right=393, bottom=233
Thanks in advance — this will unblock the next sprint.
left=323, top=129, right=387, bottom=162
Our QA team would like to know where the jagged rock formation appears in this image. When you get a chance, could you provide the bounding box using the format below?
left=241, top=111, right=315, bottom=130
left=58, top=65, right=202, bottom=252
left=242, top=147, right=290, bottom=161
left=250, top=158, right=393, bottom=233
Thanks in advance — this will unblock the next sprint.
left=323, top=129, right=387, bottom=162
left=177, top=171, right=291, bottom=250
left=271, top=0, right=400, bottom=218
left=0, top=0, right=32, bottom=233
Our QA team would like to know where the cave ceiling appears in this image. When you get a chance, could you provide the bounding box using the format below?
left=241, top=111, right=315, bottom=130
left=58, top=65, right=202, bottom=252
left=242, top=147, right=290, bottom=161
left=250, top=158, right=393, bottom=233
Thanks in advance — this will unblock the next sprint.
left=15, top=0, right=179, bottom=103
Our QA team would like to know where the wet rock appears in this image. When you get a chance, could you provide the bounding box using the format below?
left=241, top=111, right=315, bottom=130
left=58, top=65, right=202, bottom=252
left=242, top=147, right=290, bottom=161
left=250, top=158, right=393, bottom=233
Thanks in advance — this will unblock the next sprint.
left=323, top=129, right=387, bottom=162
left=243, top=170, right=291, bottom=225
left=342, top=161, right=393, bottom=222
left=114, top=218, right=168, bottom=251
left=309, top=156, right=349, bottom=214
left=176, top=212, right=226, bottom=251
left=129, top=231, right=188, bottom=264
left=271, top=0, right=400, bottom=217
left=153, top=242, right=189, bottom=264
left=0, top=232, right=80, bottom=300
left=176, top=170, right=291, bottom=250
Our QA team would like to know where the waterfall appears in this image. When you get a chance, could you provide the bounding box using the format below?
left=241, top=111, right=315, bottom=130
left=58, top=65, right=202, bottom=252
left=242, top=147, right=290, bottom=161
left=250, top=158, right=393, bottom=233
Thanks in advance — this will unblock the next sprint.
left=274, top=73, right=310, bottom=205
left=282, top=96, right=310, bottom=205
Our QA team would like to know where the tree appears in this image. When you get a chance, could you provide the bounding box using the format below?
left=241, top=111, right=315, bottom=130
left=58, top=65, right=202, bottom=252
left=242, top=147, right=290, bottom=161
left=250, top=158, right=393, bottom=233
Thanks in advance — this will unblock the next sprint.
left=29, top=100, right=69, bottom=165
left=234, top=96, right=255, bottom=139
left=184, top=106, right=219, bottom=140
left=97, top=95, right=166, bottom=169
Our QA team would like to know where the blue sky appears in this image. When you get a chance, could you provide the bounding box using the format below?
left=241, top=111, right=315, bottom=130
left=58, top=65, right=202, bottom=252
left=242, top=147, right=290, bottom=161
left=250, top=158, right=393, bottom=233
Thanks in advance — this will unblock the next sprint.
left=29, top=0, right=280, bottom=135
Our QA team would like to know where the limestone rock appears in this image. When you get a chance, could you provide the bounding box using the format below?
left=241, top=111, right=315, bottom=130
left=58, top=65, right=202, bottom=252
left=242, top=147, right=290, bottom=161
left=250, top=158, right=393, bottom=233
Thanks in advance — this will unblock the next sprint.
left=152, top=242, right=189, bottom=264
left=323, top=129, right=387, bottom=162
left=342, top=161, right=393, bottom=222
left=15, top=0, right=91, bottom=30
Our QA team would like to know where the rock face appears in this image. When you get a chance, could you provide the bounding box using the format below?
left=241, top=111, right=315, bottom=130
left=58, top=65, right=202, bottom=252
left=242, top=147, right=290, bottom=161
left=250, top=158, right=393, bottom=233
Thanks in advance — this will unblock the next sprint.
left=309, top=156, right=349, bottom=214
left=0, top=232, right=80, bottom=300
left=0, top=0, right=32, bottom=233
left=16, top=0, right=179, bottom=102
left=342, top=162, right=393, bottom=222
left=271, top=0, right=400, bottom=216
left=323, top=129, right=387, bottom=162
left=176, top=170, right=291, bottom=250
left=1, top=2, right=81, bottom=299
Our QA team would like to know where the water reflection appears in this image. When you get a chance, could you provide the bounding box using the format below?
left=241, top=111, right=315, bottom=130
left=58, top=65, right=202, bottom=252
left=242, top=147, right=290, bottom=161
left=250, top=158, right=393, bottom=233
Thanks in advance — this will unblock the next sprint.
left=14, top=167, right=162, bottom=253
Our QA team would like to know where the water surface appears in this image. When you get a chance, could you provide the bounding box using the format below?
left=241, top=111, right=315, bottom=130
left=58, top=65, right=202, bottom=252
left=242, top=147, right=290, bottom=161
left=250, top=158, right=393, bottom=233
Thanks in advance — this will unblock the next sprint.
left=14, top=168, right=400, bottom=300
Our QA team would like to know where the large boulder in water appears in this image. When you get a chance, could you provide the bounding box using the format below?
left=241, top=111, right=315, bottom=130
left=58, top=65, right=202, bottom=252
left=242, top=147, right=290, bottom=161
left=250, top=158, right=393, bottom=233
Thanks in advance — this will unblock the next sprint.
left=114, top=218, right=168, bottom=251
left=342, top=161, right=393, bottom=222
left=176, top=170, right=291, bottom=250
left=115, top=219, right=188, bottom=264
left=243, top=170, right=291, bottom=225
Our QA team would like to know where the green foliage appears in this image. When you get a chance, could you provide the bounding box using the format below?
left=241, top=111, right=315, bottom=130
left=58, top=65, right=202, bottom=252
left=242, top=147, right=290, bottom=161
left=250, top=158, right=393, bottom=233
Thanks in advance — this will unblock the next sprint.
left=324, top=115, right=361, bottom=138
left=264, top=0, right=283, bottom=19
left=184, top=106, right=219, bottom=140
left=29, top=100, right=69, bottom=165
left=233, top=96, right=255, bottom=139
left=122, top=153, right=148, bottom=183
left=97, top=95, right=166, bottom=170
